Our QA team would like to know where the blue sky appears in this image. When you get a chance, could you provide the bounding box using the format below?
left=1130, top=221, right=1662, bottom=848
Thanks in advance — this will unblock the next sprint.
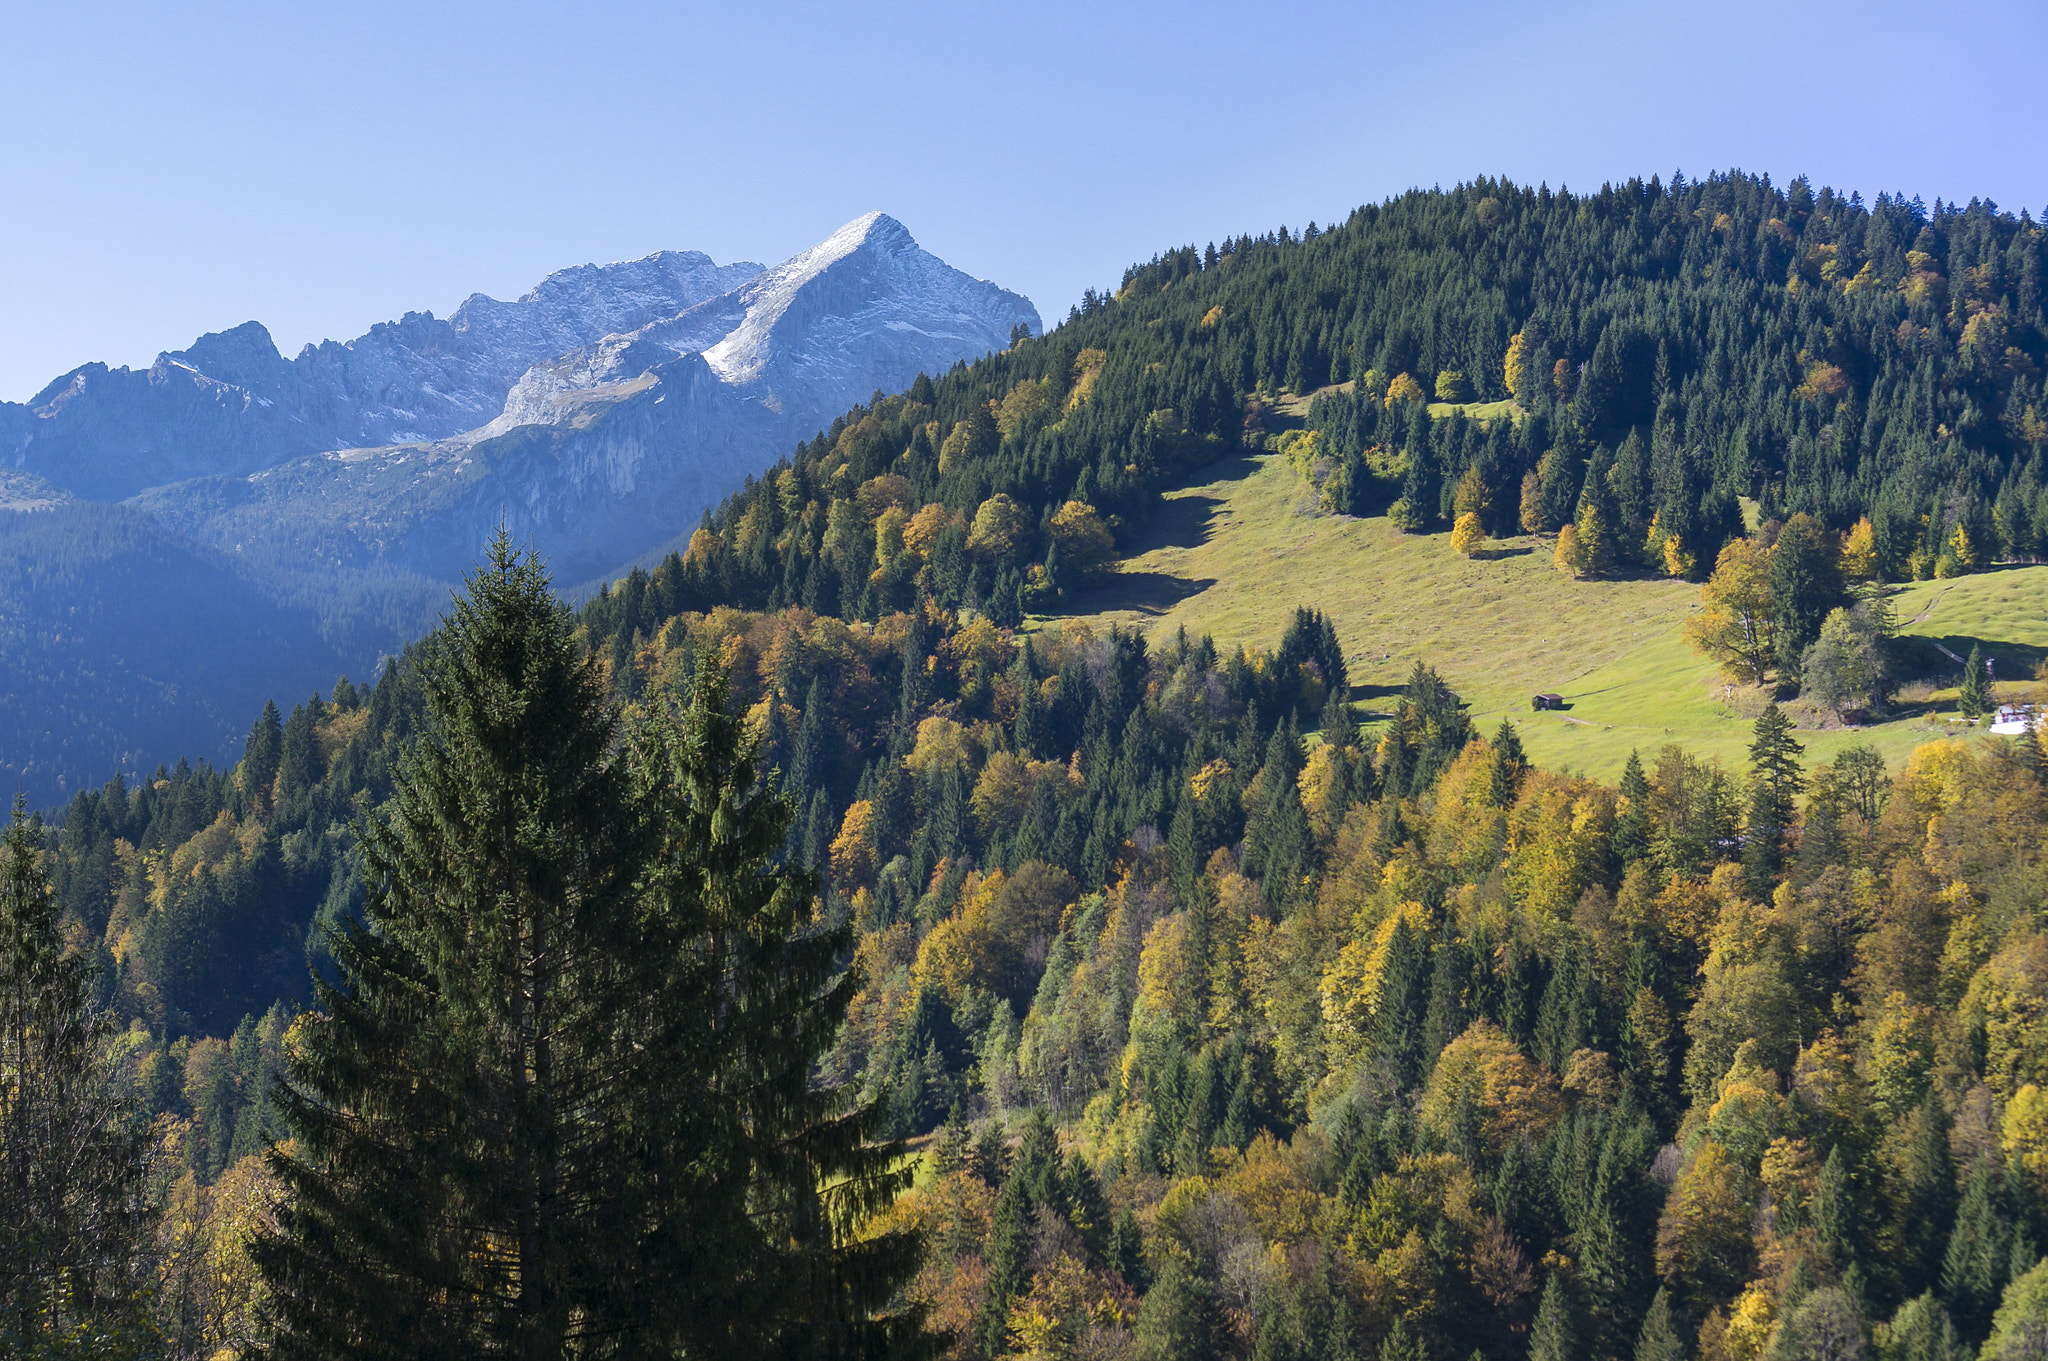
left=2, top=0, right=2042, bottom=402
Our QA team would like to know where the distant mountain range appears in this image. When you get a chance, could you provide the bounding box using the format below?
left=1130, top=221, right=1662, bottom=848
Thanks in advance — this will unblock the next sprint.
left=1, top=214, right=1038, bottom=801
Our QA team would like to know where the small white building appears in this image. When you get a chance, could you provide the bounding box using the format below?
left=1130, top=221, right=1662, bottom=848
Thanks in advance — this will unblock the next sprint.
left=1991, top=704, right=2039, bottom=736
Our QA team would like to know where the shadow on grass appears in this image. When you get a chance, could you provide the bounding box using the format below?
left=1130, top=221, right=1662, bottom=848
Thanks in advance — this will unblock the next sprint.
left=1343, top=681, right=1407, bottom=724
left=1130, top=493, right=1227, bottom=552
left=1111, top=453, right=1265, bottom=556
left=1067, top=571, right=1217, bottom=618
left=1894, top=633, right=2047, bottom=682
left=1475, top=546, right=1535, bottom=560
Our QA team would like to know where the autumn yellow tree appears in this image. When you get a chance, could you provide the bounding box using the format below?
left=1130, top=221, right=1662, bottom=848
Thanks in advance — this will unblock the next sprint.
left=1519, top=469, right=1545, bottom=534
left=1452, top=512, right=1486, bottom=558
left=1419, top=1020, right=1564, bottom=1152
left=1553, top=523, right=1580, bottom=576
left=1571, top=499, right=1614, bottom=577
left=995, top=379, right=1053, bottom=440
left=967, top=493, right=1032, bottom=566
left=903, top=502, right=962, bottom=559
left=830, top=798, right=878, bottom=885
left=1840, top=516, right=1880, bottom=581
left=1452, top=465, right=1492, bottom=522
left=155, top=1153, right=281, bottom=1357
left=1682, top=537, right=1776, bottom=684
left=1385, top=372, right=1426, bottom=406
left=905, top=715, right=977, bottom=778
left=1654, top=1140, right=1757, bottom=1318
left=1048, top=501, right=1117, bottom=583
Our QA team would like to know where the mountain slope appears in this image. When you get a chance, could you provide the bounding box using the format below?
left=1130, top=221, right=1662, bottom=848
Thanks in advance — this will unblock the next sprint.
left=0, top=502, right=351, bottom=800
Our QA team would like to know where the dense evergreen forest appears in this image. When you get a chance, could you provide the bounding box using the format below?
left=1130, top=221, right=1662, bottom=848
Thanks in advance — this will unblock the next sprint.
left=9, top=171, right=2048, bottom=1359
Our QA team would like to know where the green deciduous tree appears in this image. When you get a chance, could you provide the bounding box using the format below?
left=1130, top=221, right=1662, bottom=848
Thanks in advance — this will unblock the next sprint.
left=1771, top=513, right=1848, bottom=672
left=1685, top=536, right=1776, bottom=684
left=1984, top=1259, right=2048, bottom=1361
left=1773, top=1285, right=1866, bottom=1361
left=1886, top=1293, right=1968, bottom=1361
left=1801, top=606, right=1886, bottom=718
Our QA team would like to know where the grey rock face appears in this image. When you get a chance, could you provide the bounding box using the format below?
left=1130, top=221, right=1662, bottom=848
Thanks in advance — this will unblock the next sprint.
left=2, top=213, right=1035, bottom=800
left=4, top=251, right=764, bottom=499
left=139, top=212, right=1039, bottom=589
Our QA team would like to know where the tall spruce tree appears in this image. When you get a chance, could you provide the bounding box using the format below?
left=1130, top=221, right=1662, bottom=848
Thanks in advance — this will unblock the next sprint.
left=1743, top=703, right=1805, bottom=893
left=0, top=797, right=152, bottom=1353
left=634, top=639, right=927, bottom=1358
left=1489, top=717, right=1527, bottom=808
left=1959, top=643, right=1992, bottom=720
left=257, top=539, right=923, bottom=1359
left=241, top=699, right=285, bottom=813
left=1634, top=1287, right=1683, bottom=1361
left=1528, top=1272, right=1575, bottom=1361
left=1612, top=749, right=1651, bottom=867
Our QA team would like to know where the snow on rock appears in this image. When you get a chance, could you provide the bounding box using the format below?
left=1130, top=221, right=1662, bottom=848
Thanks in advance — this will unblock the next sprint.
left=4, top=250, right=765, bottom=500
left=126, top=214, right=1040, bottom=589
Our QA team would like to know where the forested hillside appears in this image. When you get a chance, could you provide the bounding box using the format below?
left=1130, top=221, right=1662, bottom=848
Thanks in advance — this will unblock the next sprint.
left=12, top=171, right=2048, bottom=1359
left=0, top=504, right=360, bottom=804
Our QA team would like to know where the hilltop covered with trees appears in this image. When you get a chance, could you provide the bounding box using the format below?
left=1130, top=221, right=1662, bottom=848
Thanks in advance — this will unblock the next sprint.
left=609, top=168, right=2043, bottom=641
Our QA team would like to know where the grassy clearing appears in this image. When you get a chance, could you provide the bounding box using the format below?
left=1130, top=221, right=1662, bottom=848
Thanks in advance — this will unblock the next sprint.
left=1425, top=397, right=1520, bottom=423
left=1054, top=452, right=2044, bottom=778
left=1267, top=384, right=1519, bottom=426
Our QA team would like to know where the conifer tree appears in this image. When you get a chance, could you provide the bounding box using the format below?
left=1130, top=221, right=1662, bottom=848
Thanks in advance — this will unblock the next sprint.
left=1897, top=1097, right=1959, bottom=1299
left=1133, top=1255, right=1224, bottom=1361
left=787, top=673, right=829, bottom=795
left=1242, top=720, right=1312, bottom=908
left=1943, top=1159, right=2024, bottom=1342
left=1528, top=1272, right=1574, bottom=1361
left=0, top=796, right=152, bottom=1353
left=275, top=695, right=326, bottom=803
left=978, top=1114, right=1061, bottom=1357
left=1489, top=717, right=1527, bottom=808
left=1613, top=749, right=1651, bottom=867
left=259, top=538, right=923, bottom=1359
left=241, top=699, right=284, bottom=813
left=1815, top=1144, right=1859, bottom=1276
left=1634, top=1287, right=1683, bottom=1361
left=1743, top=703, right=1805, bottom=892
left=1960, top=643, right=1992, bottom=720
left=1770, top=513, right=1847, bottom=672
left=639, top=651, right=928, bottom=1358
left=260, top=540, right=657, bottom=1358
left=1168, top=796, right=1202, bottom=908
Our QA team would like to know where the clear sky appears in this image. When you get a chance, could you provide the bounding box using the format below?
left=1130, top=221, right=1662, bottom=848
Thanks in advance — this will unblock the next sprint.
left=2, top=0, right=2042, bottom=403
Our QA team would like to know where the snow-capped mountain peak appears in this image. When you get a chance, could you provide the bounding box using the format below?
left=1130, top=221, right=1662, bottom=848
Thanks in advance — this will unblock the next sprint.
left=702, top=212, right=1033, bottom=399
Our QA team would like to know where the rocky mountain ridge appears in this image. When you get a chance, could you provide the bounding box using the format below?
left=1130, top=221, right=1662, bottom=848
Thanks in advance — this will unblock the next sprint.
left=136, top=211, right=1039, bottom=587
left=1, top=213, right=1037, bottom=802
left=3, top=249, right=766, bottom=500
